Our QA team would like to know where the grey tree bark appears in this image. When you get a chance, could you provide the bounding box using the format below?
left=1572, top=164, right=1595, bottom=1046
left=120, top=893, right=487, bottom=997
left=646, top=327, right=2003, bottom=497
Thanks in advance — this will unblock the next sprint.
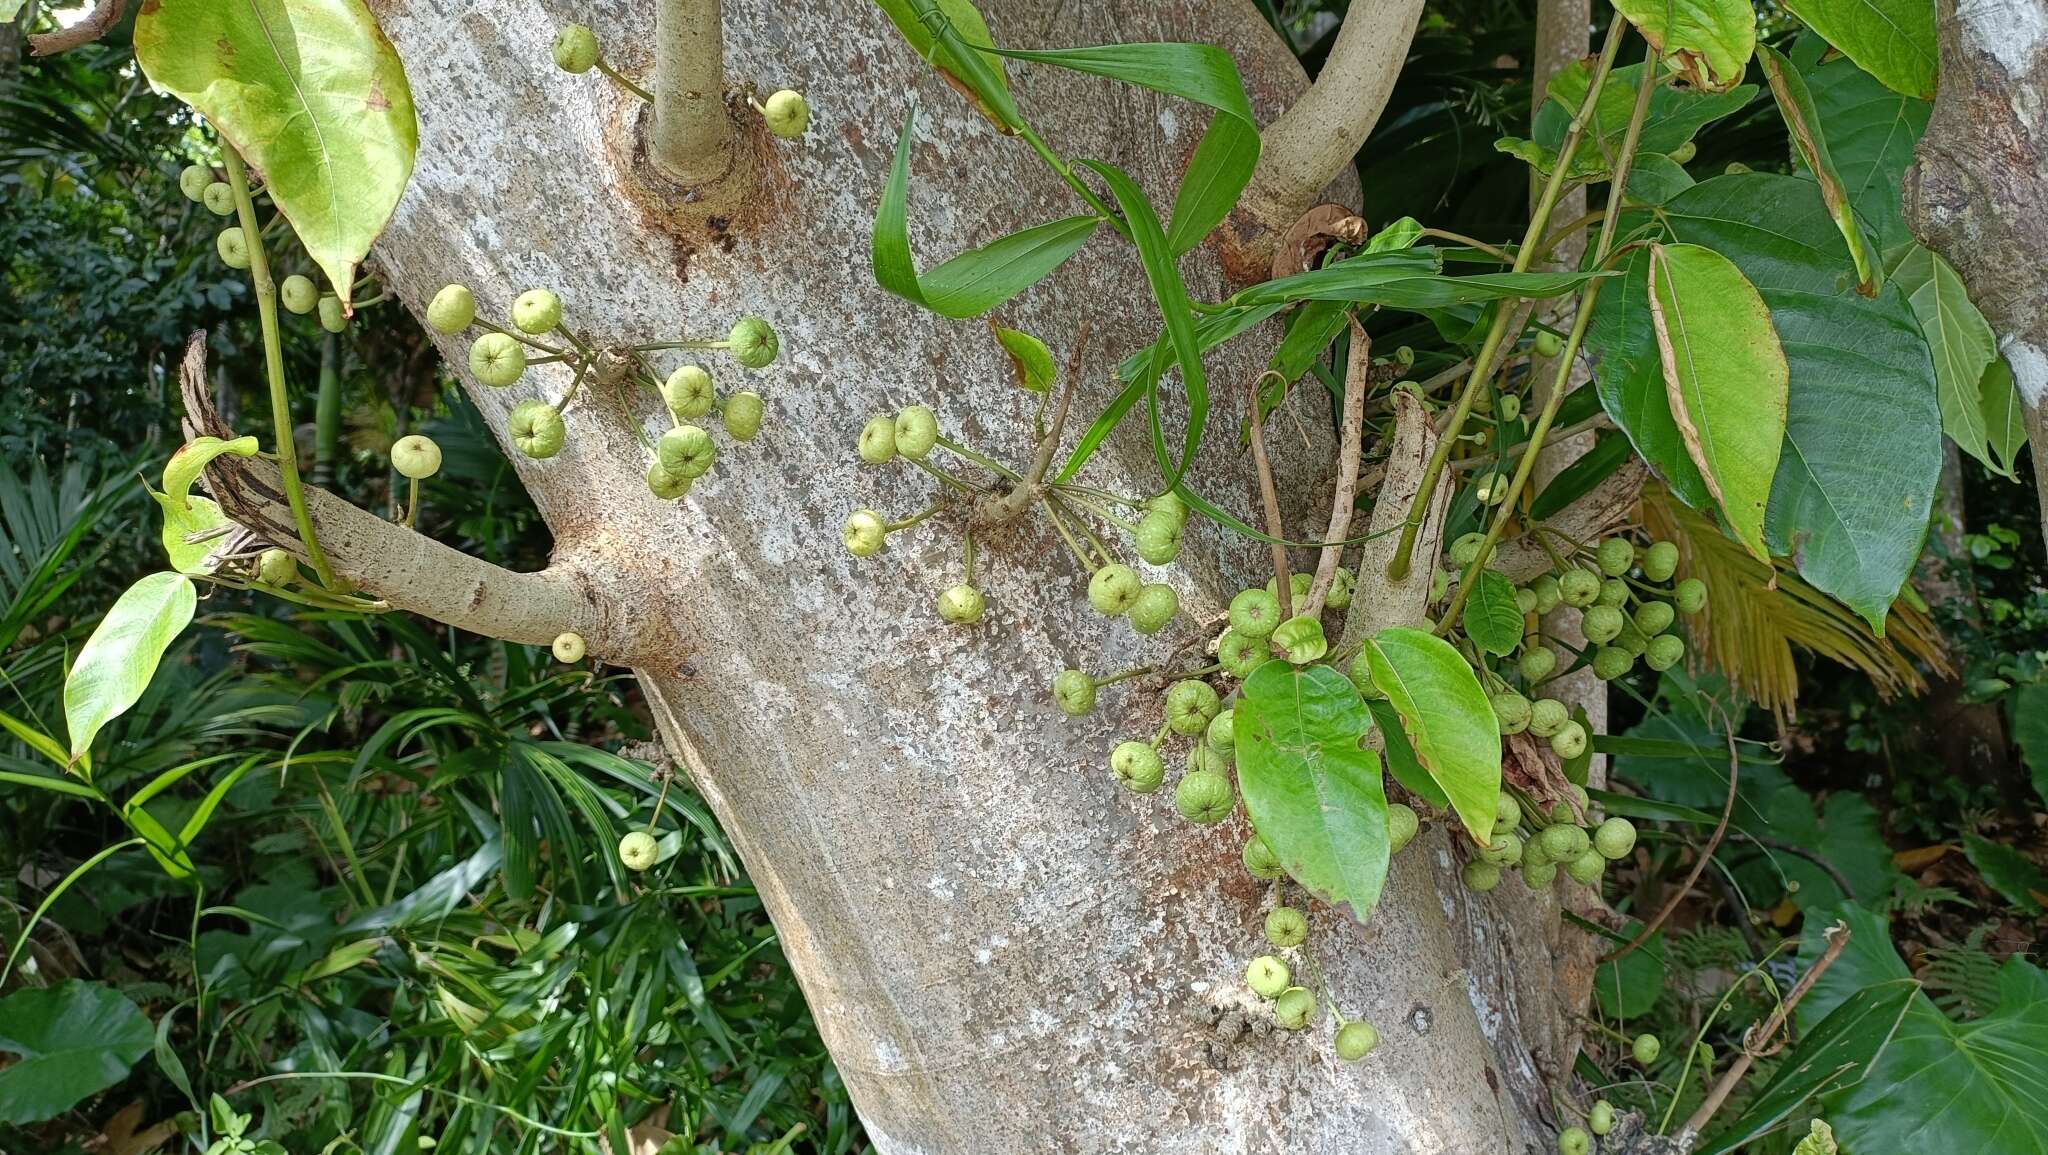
left=213, top=2, right=1614, bottom=1148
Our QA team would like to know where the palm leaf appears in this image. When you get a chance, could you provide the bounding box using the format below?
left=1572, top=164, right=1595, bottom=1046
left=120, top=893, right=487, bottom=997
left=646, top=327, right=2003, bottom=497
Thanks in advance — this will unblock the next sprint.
left=1642, top=485, right=1948, bottom=720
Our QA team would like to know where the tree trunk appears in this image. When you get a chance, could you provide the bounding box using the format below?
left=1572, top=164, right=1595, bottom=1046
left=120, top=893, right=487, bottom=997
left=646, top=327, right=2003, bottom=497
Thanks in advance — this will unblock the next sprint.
left=343, top=2, right=1584, bottom=1148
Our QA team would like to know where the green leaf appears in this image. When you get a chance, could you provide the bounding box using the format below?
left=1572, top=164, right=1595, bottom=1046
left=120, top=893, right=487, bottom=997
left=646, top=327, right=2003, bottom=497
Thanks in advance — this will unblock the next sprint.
left=1166, top=114, right=1260, bottom=255
left=1626, top=153, right=1697, bottom=205
left=874, top=0, right=1018, bottom=130
left=2014, top=682, right=2048, bottom=808
left=991, top=324, right=1057, bottom=391
left=1593, top=920, right=1666, bottom=1019
left=302, top=937, right=384, bottom=984
left=1368, top=217, right=1425, bottom=252
left=1889, top=244, right=2006, bottom=476
left=1462, top=569, right=1524, bottom=657
left=161, top=435, right=258, bottom=511
left=1801, top=48, right=1930, bottom=249
left=1535, top=62, right=1755, bottom=164
left=1589, top=174, right=1941, bottom=629
left=1366, top=700, right=1452, bottom=809
left=0, top=0, right=24, bottom=21
left=1231, top=250, right=1603, bottom=310
left=1783, top=0, right=1938, bottom=98
left=1363, top=626, right=1500, bottom=843
left=63, top=572, right=197, bottom=760
left=0, top=707, right=70, bottom=773
left=1760, top=44, right=1880, bottom=294
left=1979, top=358, right=2029, bottom=479
left=151, top=490, right=235, bottom=576
left=1077, top=158, right=1208, bottom=492
left=1700, top=978, right=1920, bottom=1155
left=1646, top=242, right=1789, bottom=561
left=871, top=112, right=1099, bottom=318
left=0, top=981, right=153, bottom=1125
left=1234, top=662, right=1390, bottom=919
left=1610, top=0, right=1758, bottom=91
left=133, top=0, right=419, bottom=299
left=1961, top=833, right=2048, bottom=915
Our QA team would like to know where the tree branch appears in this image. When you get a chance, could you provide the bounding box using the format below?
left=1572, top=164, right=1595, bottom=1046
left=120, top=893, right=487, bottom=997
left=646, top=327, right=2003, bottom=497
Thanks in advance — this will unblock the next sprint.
left=176, top=333, right=666, bottom=668
left=651, top=0, right=737, bottom=187
left=26, top=0, right=124, bottom=56
left=1233, top=0, right=1428, bottom=265
left=1338, top=390, right=1449, bottom=648
left=1301, top=316, right=1368, bottom=618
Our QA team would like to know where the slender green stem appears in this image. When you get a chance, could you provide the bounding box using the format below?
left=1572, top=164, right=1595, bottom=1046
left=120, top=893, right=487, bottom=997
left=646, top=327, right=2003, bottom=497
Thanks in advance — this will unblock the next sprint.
left=963, top=528, right=977, bottom=585
left=885, top=503, right=944, bottom=532
left=1018, top=124, right=1128, bottom=238
left=596, top=59, right=654, bottom=102
left=1059, top=491, right=1142, bottom=533
left=1437, top=49, right=1660, bottom=633
left=473, top=319, right=572, bottom=357
left=224, top=146, right=336, bottom=588
left=1421, top=227, right=1514, bottom=263
left=935, top=435, right=1021, bottom=480
left=1385, top=13, right=1629, bottom=581
left=1092, top=666, right=1157, bottom=688
left=1040, top=494, right=1099, bottom=567
left=911, top=456, right=983, bottom=495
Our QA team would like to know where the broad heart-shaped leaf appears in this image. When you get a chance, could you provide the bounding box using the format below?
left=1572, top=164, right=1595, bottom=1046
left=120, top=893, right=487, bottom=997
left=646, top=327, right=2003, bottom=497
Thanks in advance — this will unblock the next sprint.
left=1698, top=978, right=1920, bottom=1155
left=1783, top=0, right=1937, bottom=98
left=1362, top=627, right=1500, bottom=844
left=874, top=0, right=1018, bottom=130
left=1233, top=662, right=1390, bottom=919
left=1462, top=569, right=1524, bottom=657
left=872, top=112, right=1100, bottom=318
left=975, top=42, right=1259, bottom=256
left=1534, top=61, right=1755, bottom=164
left=1961, top=833, right=2048, bottom=915
left=64, top=572, right=196, bottom=759
left=133, top=0, right=418, bottom=300
left=1646, top=242, right=1788, bottom=561
left=1587, top=174, right=1941, bottom=629
left=0, top=981, right=153, bottom=1125
left=1626, top=153, right=1697, bottom=205
left=1889, top=244, right=2007, bottom=477
left=1801, top=46, right=1930, bottom=250
left=1760, top=45, right=1879, bottom=295
left=1610, top=0, right=1757, bottom=91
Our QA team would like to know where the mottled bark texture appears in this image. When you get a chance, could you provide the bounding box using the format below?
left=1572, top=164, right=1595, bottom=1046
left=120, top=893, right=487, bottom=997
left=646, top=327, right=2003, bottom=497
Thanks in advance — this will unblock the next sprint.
left=1907, top=0, right=2048, bottom=538
left=279, top=2, right=1600, bottom=1148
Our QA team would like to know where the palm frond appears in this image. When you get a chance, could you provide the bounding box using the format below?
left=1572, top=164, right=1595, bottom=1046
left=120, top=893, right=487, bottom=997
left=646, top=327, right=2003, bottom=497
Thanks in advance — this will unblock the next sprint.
left=1642, top=485, right=1950, bottom=721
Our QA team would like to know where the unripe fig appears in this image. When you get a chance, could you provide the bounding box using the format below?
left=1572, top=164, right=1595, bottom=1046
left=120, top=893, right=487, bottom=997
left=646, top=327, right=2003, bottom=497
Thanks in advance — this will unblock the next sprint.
left=202, top=181, right=235, bottom=216
left=1347, top=649, right=1385, bottom=700
left=1516, top=585, right=1540, bottom=615
left=1492, top=691, right=1532, bottom=735
left=216, top=226, right=251, bottom=269
left=256, top=548, right=297, bottom=586
left=1592, top=646, right=1634, bottom=682
left=657, top=425, right=715, bottom=479
left=469, top=333, right=527, bottom=387
left=1273, top=986, right=1316, bottom=1030
left=1671, top=141, right=1698, bottom=164
left=280, top=274, right=318, bottom=315
left=1643, top=540, right=1680, bottom=582
left=1550, top=720, right=1588, bottom=760
left=1534, top=329, right=1565, bottom=358
left=1264, top=905, right=1308, bottom=948
left=317, top=295, right=347, bottom=334
left=426, top=283, right=476, bottom=334
left=1521, top=859, right=1558, bottom=887
left=647, top=459, right=693, bottom=500
left=1559, top=1125, right=1590, bottom=1155
left=1519, top=646, right=1558, bottom=682
left=937, top=584, right=985, bottom=624
left=1529, top=573, right=1562, bottom=613
left=1632, top=1032, right=1661, bottom=1065
left=1635, top=599, right=1676, bottom=637
left=1245, top=955, right=1291, bottom=998
left=1450, top=531, right=1486, bottom=567
left=760, top=89, right=811, bottom=138
left=1588, top=1100, right=1615, bottom=1136
left=1134, top=512, right=1182, bottom=564
left=511, top=288, right=562, bottom=335
left=1218, top=629, right=1267, bottom=679
left=1462, top=859, right=1502, bottom=891
left=1326, top=568, right=1354, bottom=610
left=1495, top=793, right=1523, bottom=830
left=1480, top=832, right=1523, bottom=867
left=1596, top=536, right=1634, bottom=577
left=727, top=316, right=778, bottom=368
left=893, top=405, right=938, bottom=459
left=857, top=415, right=897, bottom=463
left=842, top=509, right=887, bottom=557
left=508, top=400, right=567, bottom=459
left=1126, top=582, right=1179, bottom=634
left=1175, top=768, right=1234, bottom=824
left=1594, top=816, right=1636, bottom=860
left=663, top=364, right=715, bottom=419
left=1582, top=604, right=1624, bottom=644
left=1474, top=473, right=1508, bottom=505
left=617, top=829, right=659, bottom=871
left=1087, top=563, right=1142, bottom=615
left=390, top=434, right=442, bottom=480
left=1187, top=742, right=1228, bottom=777
left=1335, top=1020, right=1380, bottom=1061
left=1387, top=802, right=1420, bottom=854
left=1645, top=633, right=1686, bottom=672
left=1271, top=615, right=1328, bottom=664
left=1242, top=833, right=1285, bottom=879
left=1165, top=679, right=1221, bottom=735
left=1536, top=824, right=1581, bottom=861
left=1145, top=491, right=1189, bottom=528
left=553, top=23, right=601, bottom=73
left=1597, top=577, right=1630, bottom=608
left=1264, top=572, right=1313, bottom=600
left=1564, top=848, right=1605, bottom=886
left=1111, top=741, right=1164, bottom=793
left=1557, top=567, right=1600, bottom=607
left=552, top=631, right=587, bottom=662
left=1206, top=708, right=1236, bottom=752
left=1053, top=669, right=1096, bottom=716
left=179, top=163, right=212, bottom=201
left=724, top=391, right=764, bottom=441
left=1675, top=577, right=1707, bottom=614
left=1528, top=697, right=1570, bottom=737
left=1228, top=588, right=1281, bottom=639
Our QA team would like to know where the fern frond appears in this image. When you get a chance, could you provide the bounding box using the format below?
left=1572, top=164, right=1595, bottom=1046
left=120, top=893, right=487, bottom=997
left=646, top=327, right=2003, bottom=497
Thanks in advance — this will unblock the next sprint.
left=1641, top=486, right=1951, bottom=722
left=1920, top=926, right=2003, bottom=1020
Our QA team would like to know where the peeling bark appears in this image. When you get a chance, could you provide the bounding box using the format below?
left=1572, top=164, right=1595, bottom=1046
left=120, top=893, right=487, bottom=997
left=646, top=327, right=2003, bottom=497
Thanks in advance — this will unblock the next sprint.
left=232, top=1, right=1619, bottom=1148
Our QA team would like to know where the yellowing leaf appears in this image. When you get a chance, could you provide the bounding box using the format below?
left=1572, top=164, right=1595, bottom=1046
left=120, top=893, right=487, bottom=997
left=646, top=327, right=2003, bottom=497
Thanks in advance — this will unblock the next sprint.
left=1612, top=0, right=1757, bottom=91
